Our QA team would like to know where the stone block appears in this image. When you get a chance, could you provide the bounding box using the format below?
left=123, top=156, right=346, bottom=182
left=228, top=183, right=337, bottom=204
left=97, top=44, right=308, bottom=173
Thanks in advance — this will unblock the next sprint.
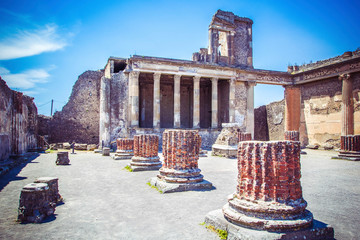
left=18, top=183, right=56, bottom=223
left=34, top=177, right=62, bottom=204
left=56, top=152, right=70, bottom=165
left=102, top=147, right=110, bottom=156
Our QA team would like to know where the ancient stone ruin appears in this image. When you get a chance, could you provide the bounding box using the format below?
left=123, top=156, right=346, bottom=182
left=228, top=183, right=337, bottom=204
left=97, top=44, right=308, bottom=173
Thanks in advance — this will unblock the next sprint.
left=130, top=134, right=162, bottom=171
left=34, top=177, right=62, bottom=204
left=18, top=183, right=56, bottom=223
left=212, top=123, right=251, bottom=158
left=205, top=140, right=334, bottom=239
left=56, top=152, right=70, bottom=165
left=113, top=138, right=134, bottom=160
left=150, top=129, right=212, bottom=193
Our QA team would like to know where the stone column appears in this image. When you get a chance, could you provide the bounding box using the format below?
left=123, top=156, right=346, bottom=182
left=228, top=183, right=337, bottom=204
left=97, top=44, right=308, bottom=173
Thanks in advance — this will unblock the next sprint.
left=114, top=138, right=134, bottom=160
left=193, top=76, right=201, bottom=128
left=129, top=71, right=140, bottom=127
left=222, top=141, right=313, bottom=231
left=153, top=72, right=161, bottom=129
left=339, top=73, right=354, bottom=136
left=229, top=78, right=236, bottom=123
left=130, top=134, right=162, bottom=171
left=150, top=129, right=212, bottom=193
left=246, top=81, right=256, bottom=138
left=174, top=74, right=181, bottom=128
left=284, top=85, right=301, bottom=132
left=211, top=77, right=218, bottom=128
left=99, top=76, right=111, bottom=147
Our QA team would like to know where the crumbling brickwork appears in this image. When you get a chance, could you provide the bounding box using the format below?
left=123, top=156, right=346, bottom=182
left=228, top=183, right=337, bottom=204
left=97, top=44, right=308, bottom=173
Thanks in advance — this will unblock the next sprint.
left=285, top=131, right=300, bottom=141
left=49, top=70, right=103, bottom=144
left=130, top=134, right=161, bottom=171
left=0, top=77, right=38, bottom=160
left=222, top=140, right=313, bottom=232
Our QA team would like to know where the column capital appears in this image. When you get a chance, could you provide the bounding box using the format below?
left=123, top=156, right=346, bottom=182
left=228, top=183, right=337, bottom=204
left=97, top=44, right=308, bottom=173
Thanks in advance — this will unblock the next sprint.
left=153, top=72, right=161, bottom=79
left=246, top=81, right=256, bottom=87
left=211, top=77, right=219, bottom=82
left=339, top=73, right=351, bottom=81
left=193, top=75, right=201, bottom=82
left=130, top=71, right=140, bottom=78
left=174, top=74, right=182, bottom=81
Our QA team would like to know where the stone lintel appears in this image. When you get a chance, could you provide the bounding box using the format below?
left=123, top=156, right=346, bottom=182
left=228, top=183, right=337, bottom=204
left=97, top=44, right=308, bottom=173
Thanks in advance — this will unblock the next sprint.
left=205, top=209, right=334, bottom=240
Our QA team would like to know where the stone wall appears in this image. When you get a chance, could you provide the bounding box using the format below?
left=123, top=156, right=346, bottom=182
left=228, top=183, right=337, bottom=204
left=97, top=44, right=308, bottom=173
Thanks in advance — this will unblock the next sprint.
left=48, top=70, right=103, bottom=144
left=0, top=77, right=38, bottom=160
left=300, top=73, right=360, bottom=148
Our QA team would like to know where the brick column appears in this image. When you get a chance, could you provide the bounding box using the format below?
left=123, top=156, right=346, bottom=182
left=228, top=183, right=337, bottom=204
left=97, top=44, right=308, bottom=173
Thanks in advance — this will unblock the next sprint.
left=150, top=129, right=212, bottom=193
left=339, top=73, right=354, bottom=136
left=130, top=134, right=162, bottom=171
left=222, top=140, right=313, bottom=231
left=246, top=81, right=256, bottom=138
left=129, top=71, right=140, bottom=127
left=193, top=76, right=201, bottom=128
left=153, top=72, right=161, bottom=129
left=229, top=78, right=236, bottom=123
left=174, top=74, right=181, bottom=128
left=114, top=138, right=134, bottom=160
left=285, top=131, right=300, bottom=141
left=284, top=85, right=301, bottom=132
left=211, top=77, right=218, bottom=128
left=238, top=132, right=251, bottom=142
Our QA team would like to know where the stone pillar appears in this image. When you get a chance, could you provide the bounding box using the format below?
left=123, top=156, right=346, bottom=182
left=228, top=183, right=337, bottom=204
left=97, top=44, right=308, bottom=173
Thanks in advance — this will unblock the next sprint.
left=150, top=129, right=212, bottom=193
left=174, top=74, right=181, bottom=128
left=209, top=28, right=219, bottom=63
left=34, top=177, right=62, bottom=204
left=222, top=141, right=313, bottom=231
left=18, top=183, right=56, bottom=223
left=339, top=73, right=354, bottom=136
left=99, top=76, right=111, bottom=147
left=246, top=81, right=256, bottom=138
left=153, top=72, right=161, bottom=129
left=130, top=134, right=162, bottom=171
left=284, top=85, right=301, bottom=132
left=211, top=77, right=218, bottom=128
left=193, top=76, right=201, bottom=128
left=56, top=152, right=70, bottom=165
left=129, top=71, right=140, bottom=127
left=114, top=138, right=134, bottom=160
left=229, top=78, right=236, bottom=123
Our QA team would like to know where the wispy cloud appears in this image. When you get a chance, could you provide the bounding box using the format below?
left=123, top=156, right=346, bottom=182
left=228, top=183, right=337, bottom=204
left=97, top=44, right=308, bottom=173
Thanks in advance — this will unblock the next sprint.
left=0, top=66, right=52, bottom=92
left=0, top=24, right=67, bottom=60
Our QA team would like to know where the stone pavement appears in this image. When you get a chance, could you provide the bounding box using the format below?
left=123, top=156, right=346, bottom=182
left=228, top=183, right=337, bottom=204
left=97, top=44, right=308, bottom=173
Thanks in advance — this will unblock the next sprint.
left=0, top=149, right=359, bottom=239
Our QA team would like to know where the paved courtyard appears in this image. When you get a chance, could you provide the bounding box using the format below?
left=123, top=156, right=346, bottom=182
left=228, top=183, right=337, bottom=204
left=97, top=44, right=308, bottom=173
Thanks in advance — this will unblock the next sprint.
left=0, top=149, right=359, bottom=239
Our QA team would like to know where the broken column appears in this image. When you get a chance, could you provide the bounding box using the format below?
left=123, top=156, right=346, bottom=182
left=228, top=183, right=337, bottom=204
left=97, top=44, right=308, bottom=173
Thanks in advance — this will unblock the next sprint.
left=212, top=123, right=247, bottom=158
left=205, top=140, right=334, bottom=239
left=238, top=132, right=251, bottom=142
left=34, top=177, right=62, bottom=204
left=113, top=138, right=134, bottom=160
left=285, top=131, right=300, bottom=141
left=18, top=183, right=56, bottom=223
left=150, top=129, right=212, bottom=193
left=56, top=152, right=70, bottom=165
left=130, top=134, right=162, bottom=171
left=336, top=74, right=360, bottom=160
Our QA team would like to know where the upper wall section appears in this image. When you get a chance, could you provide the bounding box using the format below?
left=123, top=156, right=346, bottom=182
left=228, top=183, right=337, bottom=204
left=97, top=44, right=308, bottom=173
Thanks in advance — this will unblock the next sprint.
left=193, top=10, right=253, bottom=68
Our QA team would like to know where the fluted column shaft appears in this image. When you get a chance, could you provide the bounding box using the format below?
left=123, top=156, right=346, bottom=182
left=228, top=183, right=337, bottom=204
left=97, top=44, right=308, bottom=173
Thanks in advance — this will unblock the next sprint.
left=211, top=77, right=218, bottom=128
left=153, top=72, right=161, bottom=128
left=193, top=76, right=201, bottom=128
left=129, top=71, right=140, bottom=127
left=340, top=73, right=354, bottom=136
left=174, top=75, right=181, bottom=128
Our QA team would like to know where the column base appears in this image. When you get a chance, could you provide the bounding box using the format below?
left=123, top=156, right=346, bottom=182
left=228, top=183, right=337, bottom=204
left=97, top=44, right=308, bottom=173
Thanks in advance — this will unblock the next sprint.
left=332, top=151, right=360, bottom=161
left=149, top=177, right=212, bottom=193
left=130, top=156, right=162, bottom=171
left=205, top=209, right=334, bottom=240
left=113, top=150, right=134, bottom=160
left=211, top=144, right=237, bottom=158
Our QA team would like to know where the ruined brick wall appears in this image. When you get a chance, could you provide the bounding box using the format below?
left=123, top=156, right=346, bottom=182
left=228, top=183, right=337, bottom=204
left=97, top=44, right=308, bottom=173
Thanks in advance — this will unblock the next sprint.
left=300, top=73, right=360, bottom=148
left=0, top=77, right=38, bottom=160
left=49, top=70, right=103, bottom=144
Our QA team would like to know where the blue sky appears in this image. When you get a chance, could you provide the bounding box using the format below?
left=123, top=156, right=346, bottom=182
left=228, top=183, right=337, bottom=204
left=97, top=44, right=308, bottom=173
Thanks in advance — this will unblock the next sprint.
left=0, top=0, right=359, bottom=115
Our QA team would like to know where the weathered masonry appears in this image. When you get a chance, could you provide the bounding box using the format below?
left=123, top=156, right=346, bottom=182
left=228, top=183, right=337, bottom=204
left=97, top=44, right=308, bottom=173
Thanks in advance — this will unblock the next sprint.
left=99, top=10, right=292, bottom=148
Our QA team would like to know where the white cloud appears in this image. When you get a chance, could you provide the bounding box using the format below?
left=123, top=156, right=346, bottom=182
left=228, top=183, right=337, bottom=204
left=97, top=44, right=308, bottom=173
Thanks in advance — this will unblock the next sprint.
left=0, top=24, right=67, bottom=60
left=0, top=66, right=50, bottom=91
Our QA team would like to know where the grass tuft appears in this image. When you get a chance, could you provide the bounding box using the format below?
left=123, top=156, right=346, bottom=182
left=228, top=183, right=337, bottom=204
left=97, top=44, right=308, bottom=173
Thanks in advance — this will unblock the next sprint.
left=201, top=222, right=228, bottom=239
left=147, top=182, right=163, bottom=194
left=122, top=165, right=133, bottom=172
